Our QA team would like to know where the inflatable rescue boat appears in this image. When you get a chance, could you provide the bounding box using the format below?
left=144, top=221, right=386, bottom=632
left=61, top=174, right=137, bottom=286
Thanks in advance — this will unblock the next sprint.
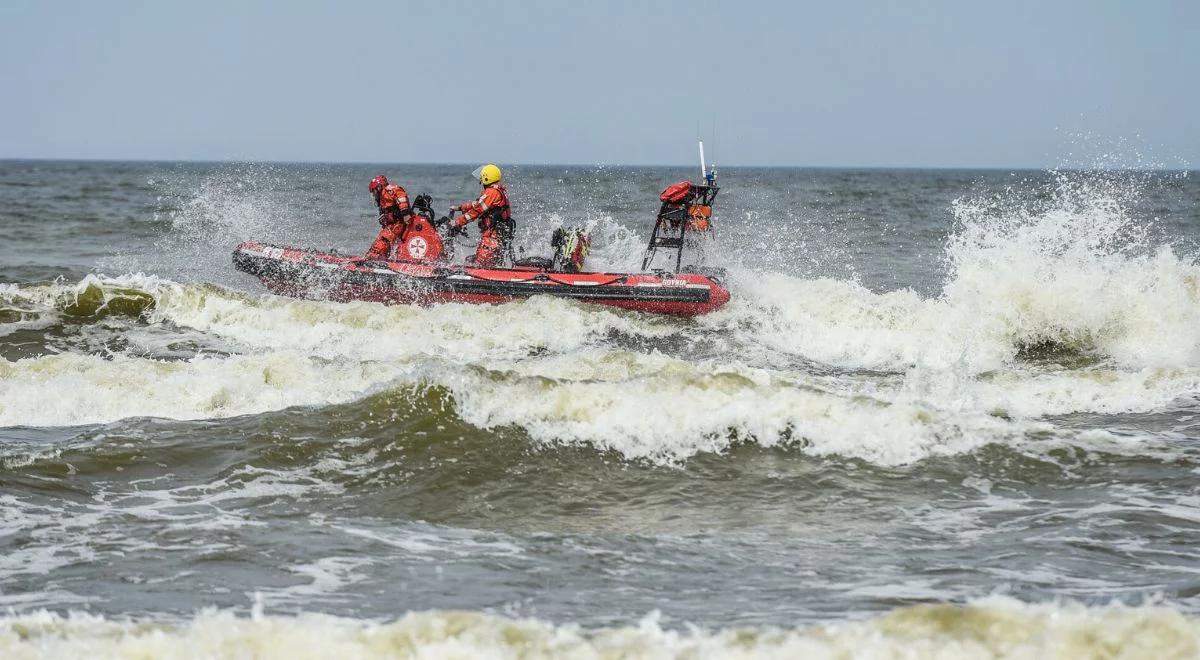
left=233, top=166, right=730, bottom=316
left=232, top=241, right=729, bottom=316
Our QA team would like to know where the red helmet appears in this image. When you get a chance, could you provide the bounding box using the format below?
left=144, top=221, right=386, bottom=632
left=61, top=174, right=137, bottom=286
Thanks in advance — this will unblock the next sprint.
left=368, top=175, right=389, bottom=195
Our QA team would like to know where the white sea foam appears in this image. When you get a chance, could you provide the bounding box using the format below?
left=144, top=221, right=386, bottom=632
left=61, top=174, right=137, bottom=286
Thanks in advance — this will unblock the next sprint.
left=0, top=351, right=403, bottom=427
left=257, top=557, right=374, bottom=606
left=445, top=352, right=1027, bottom=465
left=0, top=597, right=1196, bottom=659
left=725, top=238, right=1200, bottom=376
left=944, top=366, right=1200, bottom=418
left=942, top=177, right=1200, bottom=370
left=148, top=281, right=677, bottom=363
left=0, top=329, right=1032, bottom=465
left=0, top=271, right=1196, bottom=464
left=334, top=524, right=524, bottom=560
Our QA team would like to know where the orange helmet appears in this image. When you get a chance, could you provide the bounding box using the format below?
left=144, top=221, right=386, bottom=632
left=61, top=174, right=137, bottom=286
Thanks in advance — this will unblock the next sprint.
left=368, top=174, right=389, bottom=195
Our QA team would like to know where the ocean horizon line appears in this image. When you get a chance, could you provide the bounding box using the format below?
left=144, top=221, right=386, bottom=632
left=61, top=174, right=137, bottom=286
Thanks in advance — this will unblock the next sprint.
left=1, top=156, right=1194, bottom=173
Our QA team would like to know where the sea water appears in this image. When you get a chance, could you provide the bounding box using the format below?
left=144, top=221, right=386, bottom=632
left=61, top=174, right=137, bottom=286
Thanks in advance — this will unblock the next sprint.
left=1, top=160, right=1199, bottom=657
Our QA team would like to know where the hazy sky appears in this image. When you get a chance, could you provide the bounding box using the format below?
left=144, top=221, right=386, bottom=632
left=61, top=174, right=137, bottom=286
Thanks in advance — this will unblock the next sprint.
left=1, top=1, right=1196, bottom=167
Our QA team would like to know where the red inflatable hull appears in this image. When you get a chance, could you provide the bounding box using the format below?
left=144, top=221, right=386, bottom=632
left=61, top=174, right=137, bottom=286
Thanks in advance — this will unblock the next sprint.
left=232, top=241, right=730, bottom=316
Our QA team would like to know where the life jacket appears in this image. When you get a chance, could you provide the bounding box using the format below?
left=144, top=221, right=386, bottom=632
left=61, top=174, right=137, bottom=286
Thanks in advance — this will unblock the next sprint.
left=686, top=204, right=712, bottom=232
left=480, top=183, right=511, bottom=228
left=376, top=184, right=411, bottom=220
left=480, top=184, right=514, bottom=248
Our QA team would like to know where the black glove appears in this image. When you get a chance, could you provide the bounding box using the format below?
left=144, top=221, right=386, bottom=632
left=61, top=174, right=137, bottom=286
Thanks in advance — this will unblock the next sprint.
left=434, top=216, right=450, bottom=228
left=449, top=224, right=465, bottom=237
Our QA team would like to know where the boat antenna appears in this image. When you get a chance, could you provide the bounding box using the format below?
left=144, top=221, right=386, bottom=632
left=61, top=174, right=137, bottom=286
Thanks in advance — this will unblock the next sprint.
left=698, top=138, right=716, bottom=185
left=711, top=120, right=718, bottom=183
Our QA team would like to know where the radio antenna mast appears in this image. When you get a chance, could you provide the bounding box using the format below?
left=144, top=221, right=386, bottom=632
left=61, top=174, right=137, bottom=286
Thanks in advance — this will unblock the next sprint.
left=698, top=139, right=716, bottom=185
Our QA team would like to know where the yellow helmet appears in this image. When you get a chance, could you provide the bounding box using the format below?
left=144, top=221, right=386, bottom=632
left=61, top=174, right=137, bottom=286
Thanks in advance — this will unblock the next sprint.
left=474, top=163, right=502, bottom=186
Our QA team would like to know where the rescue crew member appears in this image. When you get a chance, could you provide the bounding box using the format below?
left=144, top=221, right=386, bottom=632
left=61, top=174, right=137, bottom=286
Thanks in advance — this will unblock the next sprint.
left=448, top=163, right=512, bottom=267
left=364, top=174, right=413, bottom=259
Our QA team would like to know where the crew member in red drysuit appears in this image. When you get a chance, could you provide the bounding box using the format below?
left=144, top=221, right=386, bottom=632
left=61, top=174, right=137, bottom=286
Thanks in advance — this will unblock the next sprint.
left=450, top=164, right=512, bottom=267
left=364, top=174, right=413, bottom=259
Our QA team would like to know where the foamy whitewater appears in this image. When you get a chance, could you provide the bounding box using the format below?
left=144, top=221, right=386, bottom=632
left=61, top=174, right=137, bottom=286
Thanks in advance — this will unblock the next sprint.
left=1, top=161, right=1198, bottom=657
left=3, top=598, right=1198, bottom=659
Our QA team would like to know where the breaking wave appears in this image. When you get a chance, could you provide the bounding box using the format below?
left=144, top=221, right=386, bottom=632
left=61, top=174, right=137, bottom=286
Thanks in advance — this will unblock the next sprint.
left=2, top=170, right=1199, bottom=464
left=732, top=171, right=1200, bottom=373
left=1, top=597, right=1196, bottom=659
left=0, top=272, right=1194, bottom=465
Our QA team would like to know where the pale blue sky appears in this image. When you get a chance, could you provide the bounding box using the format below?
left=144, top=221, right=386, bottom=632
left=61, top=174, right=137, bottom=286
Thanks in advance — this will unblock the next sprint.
left=1, top=0, right=1196, bottom=167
